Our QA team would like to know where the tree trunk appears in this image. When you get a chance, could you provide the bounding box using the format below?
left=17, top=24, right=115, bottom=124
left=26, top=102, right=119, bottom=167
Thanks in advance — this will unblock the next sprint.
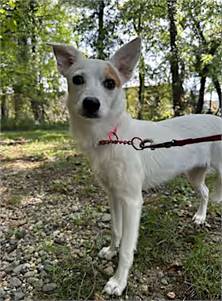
left=212, top=78, right=222, bottom=115
left=14, top=91, right=22, bottom=121
left=196, top=75, right=206, bottom=113
left=31, top=100, right=45, bottom=123
left=1, top=93, right=8, bottom=120
left=29, top=0, right=44, bottom=122
left=96, top=0, right=106, bottom=59
left=132, top=11, right=146, bottom=120
left=167, top=0, right=184, bottom=116
left=137, top=55, right=145, bottom=120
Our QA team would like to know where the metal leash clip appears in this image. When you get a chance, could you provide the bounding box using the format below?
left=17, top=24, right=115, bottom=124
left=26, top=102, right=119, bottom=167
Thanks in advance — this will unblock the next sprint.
left=141, top=139, right=175, bottom=150
left=131, top=137, right=153, bottom=150
left=139, top=139, right=154, bottom=149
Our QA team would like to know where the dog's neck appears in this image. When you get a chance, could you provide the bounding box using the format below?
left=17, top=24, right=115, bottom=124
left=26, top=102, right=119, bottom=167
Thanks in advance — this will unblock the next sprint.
left=69, top=109, right=130, bottom=153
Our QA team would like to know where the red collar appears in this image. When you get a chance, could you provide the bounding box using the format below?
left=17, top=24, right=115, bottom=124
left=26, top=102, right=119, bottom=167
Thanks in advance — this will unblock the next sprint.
left=108, top=126, right=118, bottom=140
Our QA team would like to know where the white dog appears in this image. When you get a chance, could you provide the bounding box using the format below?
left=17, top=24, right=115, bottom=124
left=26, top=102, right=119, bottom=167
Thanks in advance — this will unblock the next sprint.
left=50, top=38, right=222, bottom=296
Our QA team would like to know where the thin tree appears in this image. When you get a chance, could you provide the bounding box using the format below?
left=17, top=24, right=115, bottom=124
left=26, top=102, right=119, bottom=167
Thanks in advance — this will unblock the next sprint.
left=167, top=0, right=185, bottom=116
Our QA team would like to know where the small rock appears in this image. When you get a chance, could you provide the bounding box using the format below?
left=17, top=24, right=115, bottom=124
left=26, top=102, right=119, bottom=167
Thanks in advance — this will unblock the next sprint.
left=104, top=266, right=114, bottom=276
left=40, top=270, right=48, bottom=278
left=167, top=291, right=176, bottom=299
left=101, top=213, right=111, bottom=222
left=14, top=291, right=25, bottom=300
left=0, top=288, right=5, bottom=297
left=37, top=264, right=44, bottom=272
left=24, top=271, right=36, bottom=278
left=10, top=277, right=22, bottom=288
left=54, top=237, right=65, bottom=245
left=160, top=277, right=168, bottom=285
left=42, top=283, right=57, bottom=292
left=141, top=284, right=148, bottom=293
left=157, top=270, right=164, bottom=278
left=13, top=264, right=26, bottom=274
left=97, top=222, right=109, bottom=229
left=71, top=205, right=79, bottom=212
left=27, top=277, right=39, bottom=285
left=5, top=255, right=15, bottom=263
left=27, top=278, right=42, bottom=288
left=0, top=271, right=6, bottom=279
left=39, top=250, right=45, bottom=256
left=9, top=239, right=17, bottom=246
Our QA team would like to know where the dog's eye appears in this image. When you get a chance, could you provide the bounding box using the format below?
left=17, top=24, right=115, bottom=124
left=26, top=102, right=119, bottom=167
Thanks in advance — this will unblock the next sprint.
left=72, top=75, right=85, bottom=85
left=103, top=78, right=116, bottom=90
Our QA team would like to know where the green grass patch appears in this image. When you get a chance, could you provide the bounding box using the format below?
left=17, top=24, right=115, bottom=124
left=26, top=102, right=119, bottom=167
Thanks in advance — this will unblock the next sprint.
left=45, top=257, right=103, bottom=300
left=1, top=129, right=69, bottom=141
left=184, top=237, right=221, bottom=300
left=0, top=129, right=76, bottom=161
left=6, top=194, right=23, bottom=206
left=137, top=207, right=181, bottom=267
left=39, top=234, right=106, bottom=300
left=42, top=240, right=71, bottom=258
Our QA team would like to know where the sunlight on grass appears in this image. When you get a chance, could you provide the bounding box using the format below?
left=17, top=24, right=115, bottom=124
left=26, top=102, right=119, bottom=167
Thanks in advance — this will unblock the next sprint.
left=1, top=130, right=76, bottom=161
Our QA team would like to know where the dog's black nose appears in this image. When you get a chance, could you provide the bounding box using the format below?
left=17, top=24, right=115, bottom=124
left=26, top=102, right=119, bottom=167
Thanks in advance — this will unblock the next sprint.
left=82, top=97, right=100, bottom=117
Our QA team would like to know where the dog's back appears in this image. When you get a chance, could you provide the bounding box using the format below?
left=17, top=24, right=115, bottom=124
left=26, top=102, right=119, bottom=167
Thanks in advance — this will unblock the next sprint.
left=130, top=114, right=222, bottom=191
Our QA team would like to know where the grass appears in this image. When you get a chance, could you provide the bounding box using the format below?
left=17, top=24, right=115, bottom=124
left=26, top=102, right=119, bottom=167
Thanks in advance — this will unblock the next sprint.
left=1, top=129, right=221, bottom=300
left=184, top=237, right=221, bottom=300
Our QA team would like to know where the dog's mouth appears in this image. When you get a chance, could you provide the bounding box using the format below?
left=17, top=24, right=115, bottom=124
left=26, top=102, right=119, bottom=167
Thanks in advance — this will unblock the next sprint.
left=81, top=111, right=100, bottom=119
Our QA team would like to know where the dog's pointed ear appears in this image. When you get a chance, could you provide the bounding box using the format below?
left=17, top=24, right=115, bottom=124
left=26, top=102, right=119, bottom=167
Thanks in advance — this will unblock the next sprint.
left=110, top=37, right=141, bottom=84
left=48, top=43, right=82, bottom=76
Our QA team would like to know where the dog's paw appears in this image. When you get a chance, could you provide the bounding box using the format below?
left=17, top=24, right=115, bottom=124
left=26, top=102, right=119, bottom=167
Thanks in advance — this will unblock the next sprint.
left=98, top=246, right=117, bottom=260
left=103, top=276, right=126, bottom=296
left=192, top=212, right=206, bottom=225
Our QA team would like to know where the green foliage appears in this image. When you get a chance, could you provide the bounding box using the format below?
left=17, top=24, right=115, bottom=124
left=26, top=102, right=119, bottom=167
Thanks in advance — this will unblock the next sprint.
left=0, top=0, right=221, bottom=129
left=126, top=84, right=173, bottom=120
left=0, top=0, right=77, bottom=126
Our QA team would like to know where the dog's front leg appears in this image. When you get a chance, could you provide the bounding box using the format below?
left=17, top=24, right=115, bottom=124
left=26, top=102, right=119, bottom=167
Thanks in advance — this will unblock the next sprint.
left=99, top=194, right=122, bottom=260
left=104, top=196, right=142, bottom=296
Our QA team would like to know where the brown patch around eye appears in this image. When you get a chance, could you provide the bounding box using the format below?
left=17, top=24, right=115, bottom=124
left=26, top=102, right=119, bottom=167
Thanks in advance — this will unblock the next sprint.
left=104, top=64, right=121, bottom=88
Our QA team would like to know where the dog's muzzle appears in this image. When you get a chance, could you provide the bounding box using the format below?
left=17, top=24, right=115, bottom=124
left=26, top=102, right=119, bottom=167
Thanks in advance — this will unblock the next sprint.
left=82, top=97, right=100, bottom=118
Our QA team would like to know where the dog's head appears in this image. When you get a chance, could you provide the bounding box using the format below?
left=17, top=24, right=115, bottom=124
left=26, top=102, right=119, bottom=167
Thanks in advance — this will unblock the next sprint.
left=50, top=38, right=141, bottom=120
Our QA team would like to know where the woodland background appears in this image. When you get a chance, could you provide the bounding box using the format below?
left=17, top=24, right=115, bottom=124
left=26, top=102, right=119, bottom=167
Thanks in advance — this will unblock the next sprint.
left=0, top=0, right=221, bottom=130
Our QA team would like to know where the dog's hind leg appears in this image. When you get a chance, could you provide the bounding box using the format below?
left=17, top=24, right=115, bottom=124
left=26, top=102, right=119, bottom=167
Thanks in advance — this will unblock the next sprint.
left=211, top=168, right=222, bottom=203
left=99, top=194, right=122, bottom=260
left=186, top=167, right=209, bottom=225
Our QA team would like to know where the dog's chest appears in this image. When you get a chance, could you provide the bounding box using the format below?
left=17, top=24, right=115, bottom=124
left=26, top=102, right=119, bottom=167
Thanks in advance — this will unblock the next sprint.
left=86, top=146, right=144, bottom=193
left=89, top=148, right=123, bottom=188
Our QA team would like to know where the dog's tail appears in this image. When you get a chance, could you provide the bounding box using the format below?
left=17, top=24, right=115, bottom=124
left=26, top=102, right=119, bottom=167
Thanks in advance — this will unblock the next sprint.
left=211, top=169, right=222, bottom=202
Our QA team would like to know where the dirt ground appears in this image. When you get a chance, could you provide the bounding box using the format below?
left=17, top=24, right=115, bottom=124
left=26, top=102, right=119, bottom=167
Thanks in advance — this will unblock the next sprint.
left=0, top=130, right=221, bottom=300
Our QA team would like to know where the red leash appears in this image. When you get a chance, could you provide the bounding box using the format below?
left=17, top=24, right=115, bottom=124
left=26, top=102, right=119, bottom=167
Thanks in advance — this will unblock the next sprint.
left=98, top=132, right=222, bottom=151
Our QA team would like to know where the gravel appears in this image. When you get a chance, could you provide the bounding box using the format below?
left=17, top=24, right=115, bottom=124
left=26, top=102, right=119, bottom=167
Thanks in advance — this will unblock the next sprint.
left=0, top=182, right=110, bottom=300
left=9, top=277, right=22, bottom=288
left=2, top=148, right=220, bottom=300
left=42, top=283, right=57, bottom=292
